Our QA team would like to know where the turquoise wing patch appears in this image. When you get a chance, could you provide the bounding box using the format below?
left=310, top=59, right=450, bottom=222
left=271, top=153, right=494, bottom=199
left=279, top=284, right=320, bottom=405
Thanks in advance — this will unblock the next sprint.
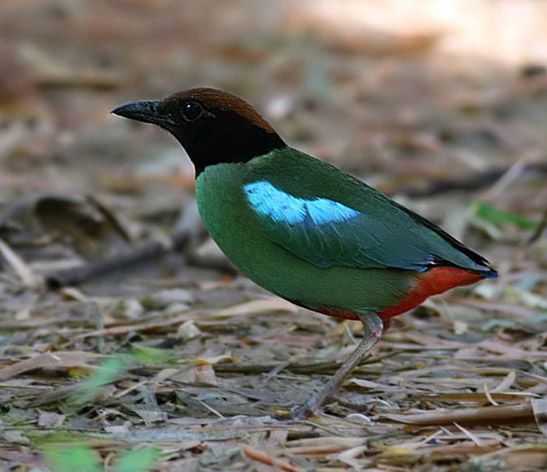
left=244, top=180, right=360, bottom=226
left=243, top=179, right=421, bottom=269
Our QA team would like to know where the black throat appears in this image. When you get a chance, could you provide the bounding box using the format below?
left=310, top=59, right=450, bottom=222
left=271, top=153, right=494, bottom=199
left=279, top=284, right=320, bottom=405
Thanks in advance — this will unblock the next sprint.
left=171, top=112, right=286, bottom=176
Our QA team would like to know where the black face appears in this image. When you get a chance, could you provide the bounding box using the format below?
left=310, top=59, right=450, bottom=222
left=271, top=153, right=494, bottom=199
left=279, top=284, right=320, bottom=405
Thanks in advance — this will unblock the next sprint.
left=112, top=91, right=286, bottom=176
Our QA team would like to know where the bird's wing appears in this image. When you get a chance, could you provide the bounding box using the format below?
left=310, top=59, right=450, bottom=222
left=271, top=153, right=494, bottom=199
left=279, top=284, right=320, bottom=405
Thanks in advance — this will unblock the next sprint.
left=243, top=149, right=493, bottom=273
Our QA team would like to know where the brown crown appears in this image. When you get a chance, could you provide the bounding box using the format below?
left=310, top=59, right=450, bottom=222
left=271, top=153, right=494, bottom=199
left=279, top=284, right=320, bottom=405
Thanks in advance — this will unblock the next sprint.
left=173, top=88, right=275, bottom=134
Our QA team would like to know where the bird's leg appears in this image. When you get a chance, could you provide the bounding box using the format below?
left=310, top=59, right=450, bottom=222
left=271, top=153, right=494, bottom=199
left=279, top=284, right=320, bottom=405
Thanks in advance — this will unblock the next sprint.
left=285, top=312, right=384, bottom=420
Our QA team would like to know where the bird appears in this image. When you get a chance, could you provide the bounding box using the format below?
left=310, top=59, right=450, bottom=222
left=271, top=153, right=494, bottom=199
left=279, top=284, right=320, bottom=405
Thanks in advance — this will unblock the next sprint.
left=112, top=88, right=497, bottom=419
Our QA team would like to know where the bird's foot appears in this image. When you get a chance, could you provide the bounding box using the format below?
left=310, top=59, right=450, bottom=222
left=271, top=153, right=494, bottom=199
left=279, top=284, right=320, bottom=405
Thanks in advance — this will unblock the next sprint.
left=274, top=314, right=384, bottom=423
left=274, top=395, right=321, bottom=422
left=288, top=395, right=321, bottom=420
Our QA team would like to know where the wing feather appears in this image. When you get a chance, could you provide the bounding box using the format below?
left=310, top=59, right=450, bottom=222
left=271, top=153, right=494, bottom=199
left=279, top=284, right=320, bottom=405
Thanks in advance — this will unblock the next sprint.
left=243, top=149, right=494, bottom=274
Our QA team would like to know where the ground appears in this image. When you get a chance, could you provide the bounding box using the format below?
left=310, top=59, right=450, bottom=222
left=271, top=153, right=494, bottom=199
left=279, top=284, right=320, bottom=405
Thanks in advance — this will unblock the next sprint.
left=0, top=1, right=546, bottom=471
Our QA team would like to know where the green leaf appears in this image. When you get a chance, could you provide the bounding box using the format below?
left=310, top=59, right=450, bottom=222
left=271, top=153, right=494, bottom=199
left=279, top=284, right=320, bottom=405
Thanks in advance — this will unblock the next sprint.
left=471, top=200, right=537, bottom=229
left=131, top=345, right=175, bottom=366
left=68, top=354, right=131, bottom=407
left=114, top=446, right=162, bottom=472
left=31, top=432, right=99, bottom=449
left=482, top=319, right=517, bottom=331
left=43, top=444, right=101, bottom=472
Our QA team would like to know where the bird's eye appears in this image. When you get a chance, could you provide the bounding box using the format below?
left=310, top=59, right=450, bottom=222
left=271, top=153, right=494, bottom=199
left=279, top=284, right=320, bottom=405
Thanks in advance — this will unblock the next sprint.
left=182, top=101, right=204, bottom=121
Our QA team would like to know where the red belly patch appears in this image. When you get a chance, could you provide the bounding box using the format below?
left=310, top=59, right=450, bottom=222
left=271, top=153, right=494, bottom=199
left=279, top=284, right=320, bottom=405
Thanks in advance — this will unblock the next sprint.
left=300, top=267, right=484, bottom=322
left=377, top=267, right=483, bottom=319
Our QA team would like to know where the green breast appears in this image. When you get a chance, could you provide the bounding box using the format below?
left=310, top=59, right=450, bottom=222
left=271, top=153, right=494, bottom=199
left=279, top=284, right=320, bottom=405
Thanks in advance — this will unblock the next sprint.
left=195, top=163, right=414, bottom=315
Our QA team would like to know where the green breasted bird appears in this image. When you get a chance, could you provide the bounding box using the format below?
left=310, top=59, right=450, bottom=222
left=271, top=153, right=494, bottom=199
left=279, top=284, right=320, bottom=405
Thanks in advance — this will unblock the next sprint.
left=113, top=88, right=497, bottom=419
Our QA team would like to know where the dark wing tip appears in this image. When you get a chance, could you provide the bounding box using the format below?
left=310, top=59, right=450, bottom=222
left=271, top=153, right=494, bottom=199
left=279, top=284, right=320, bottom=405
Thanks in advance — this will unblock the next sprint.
left=426, top=254, right=498, bottom=280
left=480, top=266, right=498, bottom=279
left=464, top=253, right=498, bottom=280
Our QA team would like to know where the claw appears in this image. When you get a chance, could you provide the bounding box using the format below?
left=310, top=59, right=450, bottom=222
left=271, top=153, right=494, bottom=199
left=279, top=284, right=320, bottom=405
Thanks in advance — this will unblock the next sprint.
left=273, top=399, right=317, bottom=422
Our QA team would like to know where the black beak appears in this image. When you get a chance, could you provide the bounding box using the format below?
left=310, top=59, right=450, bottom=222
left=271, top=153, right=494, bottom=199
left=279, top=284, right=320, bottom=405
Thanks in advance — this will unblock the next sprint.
left=112, top=100, right=173, bottom=127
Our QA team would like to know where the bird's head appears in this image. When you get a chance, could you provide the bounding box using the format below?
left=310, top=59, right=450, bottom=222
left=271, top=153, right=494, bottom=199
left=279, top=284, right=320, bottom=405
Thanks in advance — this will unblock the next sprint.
left=112, top=88, right=286, bottom=175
